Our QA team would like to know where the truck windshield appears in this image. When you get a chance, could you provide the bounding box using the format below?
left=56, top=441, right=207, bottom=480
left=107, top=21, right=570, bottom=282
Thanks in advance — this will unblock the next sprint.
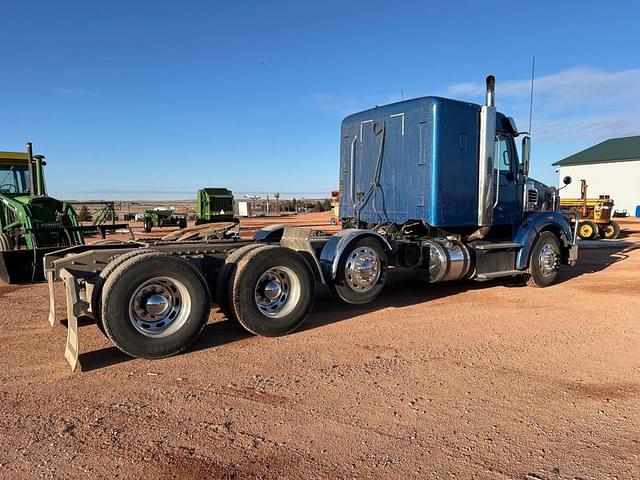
left=0, top=165, right=30, bottom=194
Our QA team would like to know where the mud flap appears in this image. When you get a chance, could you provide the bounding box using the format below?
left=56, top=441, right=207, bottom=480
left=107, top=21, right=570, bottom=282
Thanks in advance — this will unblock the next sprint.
left=60, top=269, right=89, bottom=372
left=47, top=270, right=56, bottom=327
left=568, top=243, right=579, bottom=266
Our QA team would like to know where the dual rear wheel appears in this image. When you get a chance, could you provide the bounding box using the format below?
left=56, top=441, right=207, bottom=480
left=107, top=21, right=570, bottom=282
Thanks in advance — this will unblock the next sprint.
left=217, top=245, right=316, bottom=336
left=99, top=252, right=211, bottom=359
left=93, top=237, right=390, bottom=360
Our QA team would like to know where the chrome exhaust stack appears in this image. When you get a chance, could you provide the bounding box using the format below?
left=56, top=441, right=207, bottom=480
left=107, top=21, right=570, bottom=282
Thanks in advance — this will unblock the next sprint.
left=469, top=75, right=497, bottom=241
left=478, top=75, right=497, bottom=227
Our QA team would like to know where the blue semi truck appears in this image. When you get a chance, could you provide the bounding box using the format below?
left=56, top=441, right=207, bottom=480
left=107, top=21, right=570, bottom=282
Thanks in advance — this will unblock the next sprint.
left=44, top=76, right=578, bottom=371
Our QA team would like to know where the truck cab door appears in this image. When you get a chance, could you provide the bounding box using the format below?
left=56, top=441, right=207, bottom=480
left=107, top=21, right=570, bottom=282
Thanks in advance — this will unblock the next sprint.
left=492, top=135, right=519, bottom=226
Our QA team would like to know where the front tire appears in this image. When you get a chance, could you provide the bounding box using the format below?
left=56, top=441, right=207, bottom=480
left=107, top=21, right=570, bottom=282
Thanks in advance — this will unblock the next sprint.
left=526, top=231, right=561, bottom=288
left=577, top=220, right=598, bottom=240
left=333, top=237, right=388, bottom=304
left=101, top=252, right=210, bottom=359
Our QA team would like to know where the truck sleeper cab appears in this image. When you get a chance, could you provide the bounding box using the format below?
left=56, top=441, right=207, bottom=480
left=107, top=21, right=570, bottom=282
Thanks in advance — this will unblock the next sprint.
left=44, top=76, right=577, bottom=371
left=336, top=76, right=577, bottom=291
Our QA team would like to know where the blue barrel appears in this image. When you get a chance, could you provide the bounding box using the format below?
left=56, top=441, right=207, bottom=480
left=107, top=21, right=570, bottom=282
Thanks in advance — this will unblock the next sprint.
left=636, top=205, right=640, bottom=217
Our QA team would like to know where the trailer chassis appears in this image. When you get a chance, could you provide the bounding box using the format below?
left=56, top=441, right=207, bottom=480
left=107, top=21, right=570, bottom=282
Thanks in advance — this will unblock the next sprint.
left=45, top=226, right=345, bottom=370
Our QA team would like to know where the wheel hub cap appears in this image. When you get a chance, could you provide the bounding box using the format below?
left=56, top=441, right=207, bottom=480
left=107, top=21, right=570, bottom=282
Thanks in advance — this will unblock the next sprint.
left=128, top=277, right=191, bottom=337
left=254, top=266, right=301, bottom=318
left=345, top=247, right=380, bottom=291
left=263, top=280, right=282, bottom=301
left=538, top=244, right=559, bottom=276
left=145, top=294, right=169, bottom=315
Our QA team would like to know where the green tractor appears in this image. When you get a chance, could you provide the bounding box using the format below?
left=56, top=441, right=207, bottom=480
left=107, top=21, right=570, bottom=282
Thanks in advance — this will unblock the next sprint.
left=142, top=208, right=187, bottom=233
left=195, top=188, right=236, bottom=224
left=0, top=144, right=126, bottom=283
left=0, top=144, right=85, bottom=283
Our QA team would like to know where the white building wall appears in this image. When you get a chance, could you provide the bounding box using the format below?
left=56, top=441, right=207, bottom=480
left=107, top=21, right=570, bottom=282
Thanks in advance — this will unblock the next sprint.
left=558, top=158, right=640, bottom=215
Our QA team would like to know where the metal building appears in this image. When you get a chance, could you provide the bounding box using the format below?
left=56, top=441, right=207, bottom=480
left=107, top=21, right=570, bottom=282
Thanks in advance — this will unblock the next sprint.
left=553, top=135, right=640, bottom=215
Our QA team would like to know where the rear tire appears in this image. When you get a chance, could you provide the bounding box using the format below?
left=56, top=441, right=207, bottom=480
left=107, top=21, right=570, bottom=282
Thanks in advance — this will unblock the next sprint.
left=601, top=221, right=620, bottom=239
left=144, top=220, right=152, bottom=233
left=214, top=243, right=270, bottom=320
left=91, top=249, right=155, bottom=334
left=229, top=246, right=315, bottom=336
left=526, top=231, right=561, bottom=288
left=101, top=252, right=210, bottom=359
left=332, top=237, right=387, bottom=304
left=577, top=220, right=598, bottom=240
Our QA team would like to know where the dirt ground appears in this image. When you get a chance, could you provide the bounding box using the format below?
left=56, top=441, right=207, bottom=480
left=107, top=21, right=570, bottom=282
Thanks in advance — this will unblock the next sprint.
left=0, top=214, right=639, bottom=479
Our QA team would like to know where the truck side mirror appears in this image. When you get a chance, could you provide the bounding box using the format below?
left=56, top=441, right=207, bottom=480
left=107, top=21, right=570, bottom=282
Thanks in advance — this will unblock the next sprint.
left=563, top=176, right=572, bottom=185
left=521, top=136, right=531, bottom=176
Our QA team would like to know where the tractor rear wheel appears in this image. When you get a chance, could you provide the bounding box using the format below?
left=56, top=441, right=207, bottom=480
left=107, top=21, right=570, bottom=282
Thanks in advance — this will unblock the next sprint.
left=144, top=220, right=152, bottom=233
left=0, top=233, right=14, bottom=251
left=577, top=220, right=599, bottom=240
left=229, top=246, right=315, bottom=336
left=101, top=252, right=210, bottom=359
left=601, top=221, right=621, bottom=240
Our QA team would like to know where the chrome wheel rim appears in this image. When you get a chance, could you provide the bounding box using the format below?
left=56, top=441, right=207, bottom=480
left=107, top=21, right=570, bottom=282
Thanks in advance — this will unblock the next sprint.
left=344, top=247, right=381, bottom=292
left=128, top=277, right=191, bottom=337
left=254, top=266, right=301, bottom=318
left=538, top=243, right=559, bottom=277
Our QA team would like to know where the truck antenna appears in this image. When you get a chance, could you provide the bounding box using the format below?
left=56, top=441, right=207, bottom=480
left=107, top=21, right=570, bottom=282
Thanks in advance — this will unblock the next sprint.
left=528, top=56, right=535, bottom=135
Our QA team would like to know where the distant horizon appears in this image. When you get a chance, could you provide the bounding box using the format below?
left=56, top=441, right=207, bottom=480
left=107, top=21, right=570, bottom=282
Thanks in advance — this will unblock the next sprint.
left=61, top=191, right=332, bottom=202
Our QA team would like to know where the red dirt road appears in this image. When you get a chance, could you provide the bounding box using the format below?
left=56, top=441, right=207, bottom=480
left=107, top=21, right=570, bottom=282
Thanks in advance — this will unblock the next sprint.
left=0, top=215, right=639, bottom=479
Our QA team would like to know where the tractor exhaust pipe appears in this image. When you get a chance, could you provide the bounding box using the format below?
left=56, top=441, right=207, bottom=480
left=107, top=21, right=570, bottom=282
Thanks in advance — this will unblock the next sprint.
left=26, top=142, right=37, bottom=196
left=468, top=75, right=497, bottom=241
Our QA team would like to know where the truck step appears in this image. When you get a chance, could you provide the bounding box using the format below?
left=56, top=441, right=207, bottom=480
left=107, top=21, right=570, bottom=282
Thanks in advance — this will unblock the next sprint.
left=473, top=242, right=522, bottom=251
left=475, top=269, right=525, bottom=280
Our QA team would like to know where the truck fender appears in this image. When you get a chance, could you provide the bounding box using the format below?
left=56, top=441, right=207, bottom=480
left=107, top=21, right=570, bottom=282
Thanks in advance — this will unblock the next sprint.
left=253, top=224, right=286, bottom=242
left=515, top=211, right=574, bottom=269
left=319, top=229, right=392, bottom=282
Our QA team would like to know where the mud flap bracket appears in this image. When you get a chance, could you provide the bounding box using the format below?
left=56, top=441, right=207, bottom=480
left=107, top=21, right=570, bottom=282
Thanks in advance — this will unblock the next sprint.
left=60, top=269, right=89, bottom=372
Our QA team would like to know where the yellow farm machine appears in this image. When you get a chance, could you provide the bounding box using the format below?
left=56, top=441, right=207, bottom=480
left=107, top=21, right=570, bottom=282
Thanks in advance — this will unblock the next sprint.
left=559, top=180, right=621, bottom=240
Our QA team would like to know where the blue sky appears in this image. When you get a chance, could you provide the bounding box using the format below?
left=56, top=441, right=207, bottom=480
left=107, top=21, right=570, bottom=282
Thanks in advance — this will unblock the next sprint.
left=2, top=0, right=639, bottom=200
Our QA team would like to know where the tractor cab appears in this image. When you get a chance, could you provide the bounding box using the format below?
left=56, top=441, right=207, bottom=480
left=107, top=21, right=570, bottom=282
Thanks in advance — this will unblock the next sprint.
left=0, top=153, right=34, bottom=197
